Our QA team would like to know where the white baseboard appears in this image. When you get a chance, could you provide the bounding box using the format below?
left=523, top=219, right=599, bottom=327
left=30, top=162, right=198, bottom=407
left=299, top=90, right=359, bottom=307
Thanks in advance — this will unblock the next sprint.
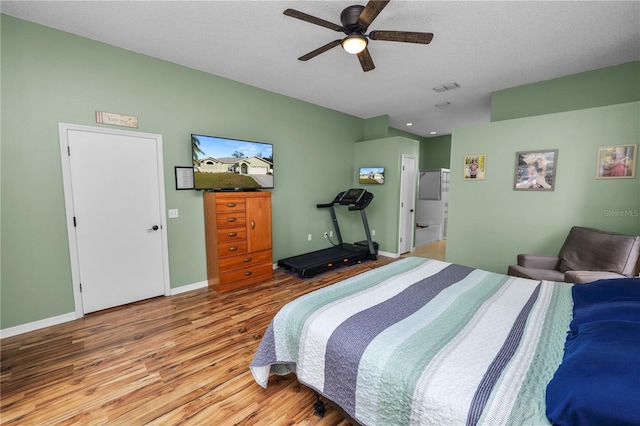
left=0, top=312, right=77, bottom=339
left=2, top=281, right=210, bottom=339
left=378, top=249, right=399, bottom=258
left=170, top=280, right=208, bottom=295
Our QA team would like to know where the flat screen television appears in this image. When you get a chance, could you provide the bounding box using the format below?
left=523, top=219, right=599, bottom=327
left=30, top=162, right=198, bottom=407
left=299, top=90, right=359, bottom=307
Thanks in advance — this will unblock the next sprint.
left=358, top=167, right=385, bottom=184
left=191, top=134, right=273, bottom=191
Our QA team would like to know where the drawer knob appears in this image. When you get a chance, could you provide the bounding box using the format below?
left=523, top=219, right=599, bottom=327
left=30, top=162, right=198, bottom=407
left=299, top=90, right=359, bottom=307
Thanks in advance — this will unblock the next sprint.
left=244, top=257, right=253, bottom=262
left=244, top=271, right=253, bottom=276
left=228, top=246, right=238, bottom=251
left=227, top=217, right=237, bottom=222
left=228, top=232, right=237, bottom=237
left=227, top=203, right=236, bottom=207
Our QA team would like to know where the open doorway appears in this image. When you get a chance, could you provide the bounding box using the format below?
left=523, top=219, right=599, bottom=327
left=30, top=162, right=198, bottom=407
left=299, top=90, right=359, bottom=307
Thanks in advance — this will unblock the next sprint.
left=408, top=240, right=446, bottom=260
left=412, top=168, right=449, bottom=261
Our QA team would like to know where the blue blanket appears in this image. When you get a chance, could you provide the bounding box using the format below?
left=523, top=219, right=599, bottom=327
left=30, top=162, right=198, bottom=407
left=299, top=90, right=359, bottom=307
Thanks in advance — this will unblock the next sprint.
left=546, top=278, right=640, bottom=426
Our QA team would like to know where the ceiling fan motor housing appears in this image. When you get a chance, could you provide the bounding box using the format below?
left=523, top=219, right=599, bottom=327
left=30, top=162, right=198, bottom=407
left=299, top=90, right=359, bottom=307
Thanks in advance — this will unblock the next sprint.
left=341, top=5, right=367, bottom=34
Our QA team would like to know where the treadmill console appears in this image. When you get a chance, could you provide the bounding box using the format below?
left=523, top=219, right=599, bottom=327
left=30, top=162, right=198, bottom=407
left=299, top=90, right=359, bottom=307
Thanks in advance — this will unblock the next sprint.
left=339, top=188, right=366, bottom=204
left=317, top=189, right=374, bottom=210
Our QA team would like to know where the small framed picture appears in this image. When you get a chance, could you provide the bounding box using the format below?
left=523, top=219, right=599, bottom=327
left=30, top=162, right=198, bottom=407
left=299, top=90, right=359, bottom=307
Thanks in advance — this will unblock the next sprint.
left=175, top=166, right=195, bottom=190
left=463, top=154, right=486, bottom=180
left=359, top=167, right=385, bottom=184
left=514, top=149, right=558, bottom=191
left=596, top=144, right=637, bottom=179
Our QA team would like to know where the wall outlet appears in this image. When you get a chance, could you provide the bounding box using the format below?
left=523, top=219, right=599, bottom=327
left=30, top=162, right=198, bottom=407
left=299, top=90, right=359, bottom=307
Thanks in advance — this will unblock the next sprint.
left=330, top=231, right=333, bottom=237
left=371, top=229, right=376, bottom=236
left=324, top=232, right=329, bottom=238
left=308, top=234, right=312, bottom=241
left=168, top=209, right=179, bottom=218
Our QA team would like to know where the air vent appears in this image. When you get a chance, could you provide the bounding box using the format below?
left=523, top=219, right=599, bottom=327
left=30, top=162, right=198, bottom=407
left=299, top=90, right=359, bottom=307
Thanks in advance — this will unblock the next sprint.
left=433, top=83, right=460, bottom=92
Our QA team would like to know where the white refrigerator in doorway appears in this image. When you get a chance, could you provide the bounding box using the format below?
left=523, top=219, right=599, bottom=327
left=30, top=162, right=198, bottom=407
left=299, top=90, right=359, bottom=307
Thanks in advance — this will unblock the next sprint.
left=415, top=169, right=449, bottom=246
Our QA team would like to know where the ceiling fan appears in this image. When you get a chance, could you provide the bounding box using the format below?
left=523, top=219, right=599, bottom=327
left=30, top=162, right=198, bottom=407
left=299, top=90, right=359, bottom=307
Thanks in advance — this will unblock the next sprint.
left=283, top=0, right=434, bottom=72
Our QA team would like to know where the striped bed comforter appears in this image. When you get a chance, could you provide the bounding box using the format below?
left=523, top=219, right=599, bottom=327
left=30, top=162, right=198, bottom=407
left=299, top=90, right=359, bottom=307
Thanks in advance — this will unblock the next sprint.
left=250, top=257, right=574, bottom=426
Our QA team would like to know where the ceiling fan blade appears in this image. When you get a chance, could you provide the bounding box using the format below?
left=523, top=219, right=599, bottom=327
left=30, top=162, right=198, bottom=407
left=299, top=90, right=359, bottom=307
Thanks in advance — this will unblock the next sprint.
left=369, top=30, right=434, bottom=44
left=358, top=0, right=391, bottom=27
left=357, top=48, right=375, bottom=72
left=298, top=40, right=342, bottom=61
left=284, top=9, right=343, bottom=32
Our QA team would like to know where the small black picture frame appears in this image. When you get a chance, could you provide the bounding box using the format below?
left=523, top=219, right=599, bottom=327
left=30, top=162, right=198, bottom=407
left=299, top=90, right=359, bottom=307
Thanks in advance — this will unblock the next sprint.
left=175, top=166, right=195, bottom=190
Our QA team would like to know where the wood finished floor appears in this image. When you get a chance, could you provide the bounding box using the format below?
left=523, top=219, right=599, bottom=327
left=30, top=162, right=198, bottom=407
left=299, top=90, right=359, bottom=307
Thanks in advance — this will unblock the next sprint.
left=408, top=240, right=446, bottom=261
left=1, top=257, right=404, bottom=425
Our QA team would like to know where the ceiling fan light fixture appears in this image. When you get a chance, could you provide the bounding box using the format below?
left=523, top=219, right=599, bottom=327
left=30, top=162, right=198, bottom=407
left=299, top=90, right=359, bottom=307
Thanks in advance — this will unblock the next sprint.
left=342, top=35, right=367, bottom=54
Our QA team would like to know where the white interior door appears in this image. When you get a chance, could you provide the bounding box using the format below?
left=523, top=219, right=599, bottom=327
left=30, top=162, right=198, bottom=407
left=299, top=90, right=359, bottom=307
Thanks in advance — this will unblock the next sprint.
left=399, top=154, right=417, bottom=254
left=59, top=124, right=169, bottom=314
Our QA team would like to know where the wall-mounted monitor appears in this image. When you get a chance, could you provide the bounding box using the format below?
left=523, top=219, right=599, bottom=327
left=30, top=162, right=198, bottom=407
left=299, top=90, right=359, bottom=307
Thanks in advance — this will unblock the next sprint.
left=359, top=167, right=384, bottom=185
left=192, top=134, right=273, bottom=191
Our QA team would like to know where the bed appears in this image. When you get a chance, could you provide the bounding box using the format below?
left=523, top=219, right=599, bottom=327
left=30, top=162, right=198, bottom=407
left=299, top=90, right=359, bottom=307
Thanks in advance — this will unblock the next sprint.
left=250, top=257, right=640, bottom=425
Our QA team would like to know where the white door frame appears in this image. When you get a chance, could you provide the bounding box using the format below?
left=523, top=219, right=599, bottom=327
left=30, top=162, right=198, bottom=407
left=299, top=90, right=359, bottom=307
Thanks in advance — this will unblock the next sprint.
left=58, top=123, right=171, bottom=318
left=398, top=154, right=417, bottom=254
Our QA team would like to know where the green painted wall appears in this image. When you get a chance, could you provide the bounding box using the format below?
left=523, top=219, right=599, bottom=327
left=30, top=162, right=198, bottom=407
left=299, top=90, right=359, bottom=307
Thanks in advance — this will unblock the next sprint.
left=419, top=134, right=451, bottom=170
left=363, top=115, right=390, bottom=140
left=491, top=61, right=640, bottom=122
left=353, top=137, right=420, bottom=253
left=447, top=102, right=640, bottom=274
left=388, top=126, right=427, bottom=142
left=0, top=16, right=427, bottom=329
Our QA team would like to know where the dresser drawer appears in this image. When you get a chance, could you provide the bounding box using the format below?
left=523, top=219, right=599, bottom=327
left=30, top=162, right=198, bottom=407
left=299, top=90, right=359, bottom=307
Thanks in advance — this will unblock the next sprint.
left=215, top=199, right=246, bottom=213
left=216, top=212, right=246, bottom=229
left=219, top=262, right=274, bottom=287
left=218, top=249, right=272, bottom=271
left=217, top=241, right=247, bottom=258
left=217, top=227, right=247, bottom=243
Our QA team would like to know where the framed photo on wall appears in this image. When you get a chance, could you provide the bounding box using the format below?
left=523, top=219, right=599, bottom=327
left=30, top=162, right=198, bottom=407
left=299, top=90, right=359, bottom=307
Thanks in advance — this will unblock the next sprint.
left=463, top=154, right=486, bottom=180
left=358, top=167, right=385, bottom=184
left=514, top=149, right=558, bottom=191
left=175, top=166, right=195, bottom=190
left=596, top=144, right=637, bottom=179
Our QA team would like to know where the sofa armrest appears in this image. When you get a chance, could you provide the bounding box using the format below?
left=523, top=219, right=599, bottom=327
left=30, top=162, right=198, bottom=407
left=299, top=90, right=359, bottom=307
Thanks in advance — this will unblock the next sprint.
left=565, top=270, right=626, bottom=284
left=517, top=254, right=560, bottom=270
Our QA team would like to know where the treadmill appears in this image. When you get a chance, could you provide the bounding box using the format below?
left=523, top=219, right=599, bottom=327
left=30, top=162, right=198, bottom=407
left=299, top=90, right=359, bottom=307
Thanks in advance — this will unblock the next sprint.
left=277, top=188, right=378, bottom=278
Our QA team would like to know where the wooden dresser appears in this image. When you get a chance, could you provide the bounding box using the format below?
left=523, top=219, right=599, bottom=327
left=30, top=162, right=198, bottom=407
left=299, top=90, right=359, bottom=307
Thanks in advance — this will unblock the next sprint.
left=203, top=191, right=273, bottom=293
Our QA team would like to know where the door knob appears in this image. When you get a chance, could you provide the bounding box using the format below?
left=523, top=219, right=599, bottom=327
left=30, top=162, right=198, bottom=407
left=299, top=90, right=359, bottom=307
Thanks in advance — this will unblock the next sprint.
left=148, top=225, right=159, bottom=231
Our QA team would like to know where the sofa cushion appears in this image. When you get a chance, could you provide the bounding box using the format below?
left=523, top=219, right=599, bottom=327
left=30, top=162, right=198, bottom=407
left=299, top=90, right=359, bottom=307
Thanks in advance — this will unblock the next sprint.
left=564, top=270, right=627, bottom=284
left=507, top=265, right=565, bottom=282
left=558, top=226, right=639, bottom=275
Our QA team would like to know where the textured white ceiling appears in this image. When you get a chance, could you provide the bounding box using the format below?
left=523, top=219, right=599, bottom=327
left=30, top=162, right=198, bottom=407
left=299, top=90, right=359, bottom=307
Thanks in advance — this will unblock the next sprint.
left=2, top=1, right=639, bottom=137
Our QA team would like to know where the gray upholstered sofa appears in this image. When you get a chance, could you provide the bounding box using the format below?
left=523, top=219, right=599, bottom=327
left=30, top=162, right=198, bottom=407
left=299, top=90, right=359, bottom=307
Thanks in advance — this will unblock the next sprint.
left=507, top=226, right=640, bottom=283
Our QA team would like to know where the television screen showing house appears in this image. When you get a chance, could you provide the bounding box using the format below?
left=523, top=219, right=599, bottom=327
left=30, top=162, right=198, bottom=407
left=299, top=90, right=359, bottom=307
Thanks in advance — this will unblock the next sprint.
left=359, top=167, right=385, bottom=184
left=192, top=134, right=274, bottom=189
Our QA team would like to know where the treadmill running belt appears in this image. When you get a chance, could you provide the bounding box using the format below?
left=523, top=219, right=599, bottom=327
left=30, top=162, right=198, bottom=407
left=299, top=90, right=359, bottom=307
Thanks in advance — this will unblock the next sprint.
left=278, top=245, right=369, bottom=278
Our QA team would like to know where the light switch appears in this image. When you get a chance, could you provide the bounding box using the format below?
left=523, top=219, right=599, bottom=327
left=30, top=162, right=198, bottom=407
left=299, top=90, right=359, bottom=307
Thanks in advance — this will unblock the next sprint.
left=168, top=209, right=179, bottom=218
